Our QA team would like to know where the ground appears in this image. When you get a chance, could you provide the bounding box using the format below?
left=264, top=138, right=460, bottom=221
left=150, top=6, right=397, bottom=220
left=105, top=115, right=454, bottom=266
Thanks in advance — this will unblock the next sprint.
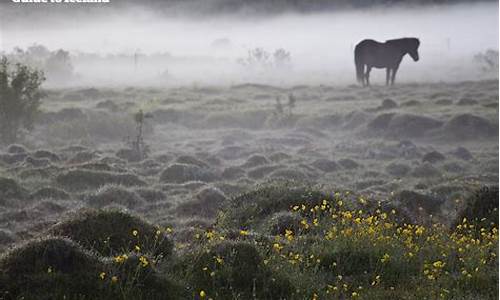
left=0, top=79, right=498, bottom=299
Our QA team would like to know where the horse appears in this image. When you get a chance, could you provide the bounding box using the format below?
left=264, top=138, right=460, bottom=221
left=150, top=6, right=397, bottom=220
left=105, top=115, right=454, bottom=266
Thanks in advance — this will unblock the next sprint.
left=354, top=38, right=420, bottom=86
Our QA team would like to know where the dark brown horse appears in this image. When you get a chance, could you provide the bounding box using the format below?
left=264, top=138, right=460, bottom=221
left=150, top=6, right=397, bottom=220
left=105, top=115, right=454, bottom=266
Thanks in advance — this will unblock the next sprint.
left=355, top=38, right=420, bottom=86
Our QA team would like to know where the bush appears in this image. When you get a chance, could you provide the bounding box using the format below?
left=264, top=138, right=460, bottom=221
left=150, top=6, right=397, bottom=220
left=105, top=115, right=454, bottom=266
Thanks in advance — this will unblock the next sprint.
left=0, top=57, right=45, bottom=144
left=49, top=209, right=174, bottom=257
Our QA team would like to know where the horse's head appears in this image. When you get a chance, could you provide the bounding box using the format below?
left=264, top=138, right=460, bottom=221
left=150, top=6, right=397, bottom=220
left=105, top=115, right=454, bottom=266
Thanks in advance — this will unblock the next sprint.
left=408, top=38, right=420, bottom=62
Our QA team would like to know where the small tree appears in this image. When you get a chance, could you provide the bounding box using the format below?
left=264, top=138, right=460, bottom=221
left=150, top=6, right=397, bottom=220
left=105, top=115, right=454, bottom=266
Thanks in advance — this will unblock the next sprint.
left=124, top=109, right=153, bottom=161
left=0, top=57, right=45, bottom=144
left=474, top=49, right=499, bottom=74
left=273, top=48, right=291, bottom=69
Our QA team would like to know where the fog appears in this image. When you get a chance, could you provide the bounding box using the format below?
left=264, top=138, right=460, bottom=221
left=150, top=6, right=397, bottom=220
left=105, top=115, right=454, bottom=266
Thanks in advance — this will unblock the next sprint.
left=0, top=2, right=498, bottom=86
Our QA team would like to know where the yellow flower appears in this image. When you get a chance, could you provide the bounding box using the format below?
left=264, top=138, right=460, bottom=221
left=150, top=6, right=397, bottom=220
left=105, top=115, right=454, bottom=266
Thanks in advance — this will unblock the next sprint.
left=99, top=272, right=106, bottom=280
left=139, top=256, right=149, bottom=267
left=166, top=227, right=173, bottom=233
left=132, top=229, right=138, bottom=237
left=285, top=229, right=294, bottom=241
left=114, top=254, right=128, bottom=264
left=215, top=256, right=224, bottom=264
left=273, top=243, right=283, bottom=252
left=239, top=230, right=249, bottom=236
left=111, top=276, right=118, bottom=283
left=432, top=260, right=445, bottom=269
left=47, top=267, right=52, bottom=274
left=200, top=290, right=206, bottom=298
left=301, top=219, right=310, bottom=229
left=342, top=211, right=352, bottom=220
left=352, top=291, right=359, bottom=298
left=134, top=245, right=141, bottom=252
left=381, top=253, right=390, bottom=263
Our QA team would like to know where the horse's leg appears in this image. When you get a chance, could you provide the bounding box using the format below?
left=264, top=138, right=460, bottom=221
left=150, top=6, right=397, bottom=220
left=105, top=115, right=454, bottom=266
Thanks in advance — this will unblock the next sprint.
left=391, top=66, right=399, bottom=85
left=386, top=68, right=391, bottom=86
left=366, top=66, right=372, bottom=87
left=362, top=64, right=368, bottom=87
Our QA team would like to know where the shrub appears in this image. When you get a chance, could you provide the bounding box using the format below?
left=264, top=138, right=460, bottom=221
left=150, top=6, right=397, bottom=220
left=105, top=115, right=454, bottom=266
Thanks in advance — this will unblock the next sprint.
left=0, top=57, right=45, bottom=144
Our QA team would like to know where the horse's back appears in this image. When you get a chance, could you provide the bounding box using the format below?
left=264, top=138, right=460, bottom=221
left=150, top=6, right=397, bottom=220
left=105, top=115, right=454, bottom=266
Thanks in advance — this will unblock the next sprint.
left=356, top=39, right=380, bottom=48
left=355, top=39, right=381, bottom=55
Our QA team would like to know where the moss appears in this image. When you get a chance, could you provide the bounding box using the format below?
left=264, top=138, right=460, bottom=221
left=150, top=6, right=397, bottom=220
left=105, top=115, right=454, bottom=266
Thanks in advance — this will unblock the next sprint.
left=49, top=209, right=173, bottom=257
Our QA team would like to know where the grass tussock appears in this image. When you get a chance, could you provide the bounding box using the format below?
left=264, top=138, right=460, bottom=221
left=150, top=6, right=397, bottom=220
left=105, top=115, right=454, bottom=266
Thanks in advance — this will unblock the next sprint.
left=49, top=209, right=173, bottom=257
left=55, top=169, right=146, bottom=191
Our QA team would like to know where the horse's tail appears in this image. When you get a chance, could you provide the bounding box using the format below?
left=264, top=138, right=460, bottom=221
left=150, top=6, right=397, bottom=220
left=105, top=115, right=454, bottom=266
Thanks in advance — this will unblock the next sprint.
left=354, top=46, right=364, bottom=85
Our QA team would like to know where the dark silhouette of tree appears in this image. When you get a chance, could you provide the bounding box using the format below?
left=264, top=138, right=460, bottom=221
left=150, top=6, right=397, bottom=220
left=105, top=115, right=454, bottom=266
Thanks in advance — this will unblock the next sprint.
left=0, top=57, right=45, bottom=144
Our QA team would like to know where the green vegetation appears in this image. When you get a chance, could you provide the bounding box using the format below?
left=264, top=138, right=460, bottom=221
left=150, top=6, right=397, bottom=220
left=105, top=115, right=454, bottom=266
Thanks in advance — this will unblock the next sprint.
left=0, top=57, right=45, bottom=145
left=1, top=183, right=496, bottom=299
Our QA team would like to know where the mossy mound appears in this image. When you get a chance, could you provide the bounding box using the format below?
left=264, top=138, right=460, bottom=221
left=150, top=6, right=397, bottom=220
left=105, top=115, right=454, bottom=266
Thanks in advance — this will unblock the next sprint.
left=159, top=163, right=218, bottom=183
left=454, top=186, right=499, bottom=230
left=175, top=187, right=227, bottom=219
left=49, top=210, right=173, bottom=257
left=183, top=241, right=292, bottom=300
left=105, top=252, right=185, bottom=300
left=218, top=181, right=333, bottom=230
left=0, top=177, right=27, bottom=200
left=86, top=185, right=144, bottom=209
left=55, top=169, right=146, bottom=191
left=32, top=150, right=61, bottom=162
left=267, top=211, right=302, bottom=235
left=0, top=236, right=184, bottom=300
left=385, top=162, right=411, bottom=177
left=6, top=144, right=28, bottom=154
left=30, top=187, right=70, bottom=200
left=0, top=237, right=102, bottom=299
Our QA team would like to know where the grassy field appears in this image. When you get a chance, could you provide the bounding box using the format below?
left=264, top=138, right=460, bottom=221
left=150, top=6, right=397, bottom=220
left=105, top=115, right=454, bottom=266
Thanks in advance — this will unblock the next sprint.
left=0, top=79, right=498, bottom=299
